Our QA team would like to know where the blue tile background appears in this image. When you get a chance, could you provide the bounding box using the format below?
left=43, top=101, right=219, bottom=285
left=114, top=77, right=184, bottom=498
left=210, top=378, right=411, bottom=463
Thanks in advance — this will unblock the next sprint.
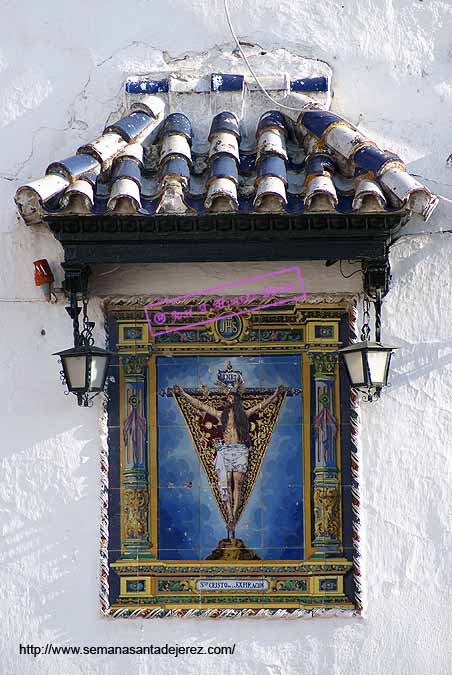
left=157, top=354, right=304, bottom=560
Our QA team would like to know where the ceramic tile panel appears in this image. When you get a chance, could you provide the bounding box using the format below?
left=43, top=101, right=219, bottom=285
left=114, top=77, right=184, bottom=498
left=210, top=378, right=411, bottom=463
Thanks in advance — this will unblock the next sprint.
left=103, top=296, right=358, bottom=616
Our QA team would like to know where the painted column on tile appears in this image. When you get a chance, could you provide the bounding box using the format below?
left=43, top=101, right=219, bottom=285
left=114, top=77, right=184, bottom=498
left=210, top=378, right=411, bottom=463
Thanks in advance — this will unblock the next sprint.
left=120, top=354, right=153, bottom=556
left=308, top=352, right=342, bottom=558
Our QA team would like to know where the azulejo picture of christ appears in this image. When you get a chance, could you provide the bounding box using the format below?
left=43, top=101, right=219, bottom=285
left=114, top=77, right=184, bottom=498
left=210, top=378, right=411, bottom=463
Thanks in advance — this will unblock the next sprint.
left=106, top=298, right=357, bottom=616
left=158, top=355, right=303, bottom=561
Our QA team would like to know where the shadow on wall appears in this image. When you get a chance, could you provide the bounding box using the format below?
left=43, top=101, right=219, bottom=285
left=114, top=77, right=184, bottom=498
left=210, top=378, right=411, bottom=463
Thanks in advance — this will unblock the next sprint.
left=390, top=341, right=452, bottom=393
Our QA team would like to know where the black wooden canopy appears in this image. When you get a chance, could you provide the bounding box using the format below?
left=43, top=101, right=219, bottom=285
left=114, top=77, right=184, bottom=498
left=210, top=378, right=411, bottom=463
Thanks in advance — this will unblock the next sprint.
left=47, top=210, right=405, bottom=266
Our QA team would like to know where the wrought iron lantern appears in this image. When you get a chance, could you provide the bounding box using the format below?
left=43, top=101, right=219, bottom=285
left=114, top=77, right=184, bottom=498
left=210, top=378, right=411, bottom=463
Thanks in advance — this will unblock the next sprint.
left=54, top=292, right=112, bottom=407
left=339, top=292, right=397, bottom=401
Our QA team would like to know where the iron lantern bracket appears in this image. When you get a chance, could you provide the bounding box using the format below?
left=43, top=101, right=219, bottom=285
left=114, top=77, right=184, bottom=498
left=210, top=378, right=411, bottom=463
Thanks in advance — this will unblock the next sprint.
left=61, top=263, right=92, bottom=348
left=363, top=257, right=391, bottom=300
left=62, top=262, right=91, bottom=299
left=361, top=256, right=392, bottom=344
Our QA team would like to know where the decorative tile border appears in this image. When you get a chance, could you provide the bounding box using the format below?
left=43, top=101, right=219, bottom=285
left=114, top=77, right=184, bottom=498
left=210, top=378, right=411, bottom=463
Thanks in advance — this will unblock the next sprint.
left=99, top=293, right=362, bottom=618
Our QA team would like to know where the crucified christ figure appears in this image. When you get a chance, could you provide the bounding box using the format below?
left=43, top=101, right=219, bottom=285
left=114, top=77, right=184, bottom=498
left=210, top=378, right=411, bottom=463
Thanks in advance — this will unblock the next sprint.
left=173, top=384, right=284, bottom=538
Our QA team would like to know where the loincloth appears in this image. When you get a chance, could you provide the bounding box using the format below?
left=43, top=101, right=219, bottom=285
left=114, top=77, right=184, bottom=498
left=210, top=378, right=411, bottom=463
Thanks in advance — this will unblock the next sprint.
left=214, top=443, right=249, bottom=501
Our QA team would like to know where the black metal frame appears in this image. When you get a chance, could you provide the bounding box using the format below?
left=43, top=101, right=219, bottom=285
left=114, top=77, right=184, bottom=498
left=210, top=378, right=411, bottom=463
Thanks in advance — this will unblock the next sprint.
left=341, top=343, right=394, bottom=387
left=56, top=345, right=112, bottom=406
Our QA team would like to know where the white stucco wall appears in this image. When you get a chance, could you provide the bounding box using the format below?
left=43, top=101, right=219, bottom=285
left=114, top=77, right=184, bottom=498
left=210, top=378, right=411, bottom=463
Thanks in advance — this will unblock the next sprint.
left=2, top=1, right=452, bottom=673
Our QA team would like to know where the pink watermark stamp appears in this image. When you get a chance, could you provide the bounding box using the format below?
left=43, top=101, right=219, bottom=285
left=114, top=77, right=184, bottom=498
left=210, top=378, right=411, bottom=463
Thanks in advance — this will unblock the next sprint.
left=144, top=266, right=306, bottom=337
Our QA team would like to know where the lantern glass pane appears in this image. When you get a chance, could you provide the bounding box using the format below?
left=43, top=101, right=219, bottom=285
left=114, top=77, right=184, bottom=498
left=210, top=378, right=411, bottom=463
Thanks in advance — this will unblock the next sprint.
left=90, top=355, right=109, bottom=390
left=367, top=350, right=389, bottom=386
left=65, top=355, right=87, bottom=389
left=344, top=350, right=365, bottom=385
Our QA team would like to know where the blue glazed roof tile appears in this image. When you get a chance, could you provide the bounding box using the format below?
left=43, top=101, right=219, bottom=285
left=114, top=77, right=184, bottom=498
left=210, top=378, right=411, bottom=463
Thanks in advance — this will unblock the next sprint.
left=15, top=97, right=437, bottom=224
left=290, top=76, right=329, bottom=93
left=46, top=153, right=100, bottom=180
left=211, top=73, right=244, bottom=92
left=105, top=111, right=154, bottom=143
left=125, top=79, right=169, bottom=95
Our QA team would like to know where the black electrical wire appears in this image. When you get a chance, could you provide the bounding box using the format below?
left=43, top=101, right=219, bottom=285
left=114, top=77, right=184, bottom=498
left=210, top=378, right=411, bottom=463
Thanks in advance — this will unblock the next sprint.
left=339, top=261, right=362, bottom=278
